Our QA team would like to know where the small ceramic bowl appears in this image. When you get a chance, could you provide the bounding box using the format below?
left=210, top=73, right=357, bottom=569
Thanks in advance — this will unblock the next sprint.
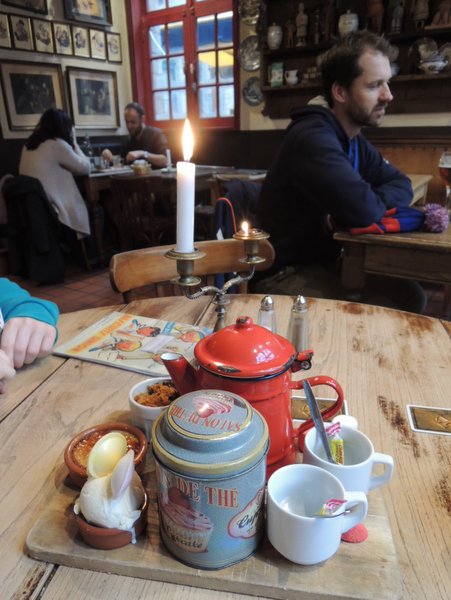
left=64, top=422, right=147, bottom=488
left=74, top=492, right=148, bottom=550
left=129, top=377, right=179, bottom=441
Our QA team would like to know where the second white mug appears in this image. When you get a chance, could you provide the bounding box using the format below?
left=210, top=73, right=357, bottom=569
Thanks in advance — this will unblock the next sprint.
left=303, top=425, right=394, bottom=494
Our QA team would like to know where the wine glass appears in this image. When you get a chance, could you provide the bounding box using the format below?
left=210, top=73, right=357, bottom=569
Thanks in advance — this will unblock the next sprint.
left=439, top=151, right=451, bottom=212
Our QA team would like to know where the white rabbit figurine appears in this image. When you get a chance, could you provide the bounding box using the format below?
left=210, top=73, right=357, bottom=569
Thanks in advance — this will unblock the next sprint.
left=74, top=448, right=145, bottom=538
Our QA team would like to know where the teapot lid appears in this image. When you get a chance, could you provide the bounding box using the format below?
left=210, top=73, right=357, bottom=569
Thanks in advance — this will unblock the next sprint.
left=194, top=316, right=295, bottom=379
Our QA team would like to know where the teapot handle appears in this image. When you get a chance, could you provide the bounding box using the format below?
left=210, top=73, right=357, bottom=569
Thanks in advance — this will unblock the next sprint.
left=290, top=375, right=344, bottom=450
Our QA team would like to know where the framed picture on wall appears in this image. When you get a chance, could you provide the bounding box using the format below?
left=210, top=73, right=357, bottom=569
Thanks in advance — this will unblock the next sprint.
left=32, top=18, right=54, bottom=53
left=0, top=60, right=66, bottom=130
left=53, top=22, right=73, bottom=55
left=72, top=24, right=89, bottom=58
left=89, top=28, right=106, bottom=60
left=2, top=0, right=48, bottom=15
left=10, top=14, right=33, bottom=51
left=0, top=12, right=12, bottom=48
left=64, top=0, right=112, bottom=27
left=106, top=32, right=121, bottom=63
left=66, top=67, right=119, bottom=129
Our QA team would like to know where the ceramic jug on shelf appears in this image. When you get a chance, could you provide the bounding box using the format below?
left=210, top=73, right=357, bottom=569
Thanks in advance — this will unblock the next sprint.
left=267, top=23, right=283, bottom=50
left=338, top=10, right=359, bottom=38
left=285, top=69, right=299, bottom=86
left=268, top=62, right=284, bottom=87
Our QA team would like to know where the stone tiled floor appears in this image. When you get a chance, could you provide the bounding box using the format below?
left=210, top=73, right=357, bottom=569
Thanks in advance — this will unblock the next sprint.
left=6, top=263, right=450, bottom=321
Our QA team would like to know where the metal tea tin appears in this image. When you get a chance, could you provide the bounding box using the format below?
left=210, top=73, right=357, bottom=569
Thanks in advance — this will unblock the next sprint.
left=151, top=389, right=269, bottom=570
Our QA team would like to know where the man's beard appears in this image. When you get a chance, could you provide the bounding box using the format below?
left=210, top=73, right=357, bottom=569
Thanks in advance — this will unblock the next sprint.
left=345, top=100, right=387, bottom=128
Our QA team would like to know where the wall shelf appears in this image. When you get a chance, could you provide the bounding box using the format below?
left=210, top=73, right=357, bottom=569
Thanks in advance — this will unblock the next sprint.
left=260, top=1, right=451, bottom=119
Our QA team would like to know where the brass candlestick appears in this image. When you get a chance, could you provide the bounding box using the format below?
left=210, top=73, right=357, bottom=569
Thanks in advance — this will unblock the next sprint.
left=166, top=228, right=270, bottom=331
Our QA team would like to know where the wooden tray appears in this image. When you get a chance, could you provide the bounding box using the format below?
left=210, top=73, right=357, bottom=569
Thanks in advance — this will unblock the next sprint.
left=27, top=458, right=402, bottom=600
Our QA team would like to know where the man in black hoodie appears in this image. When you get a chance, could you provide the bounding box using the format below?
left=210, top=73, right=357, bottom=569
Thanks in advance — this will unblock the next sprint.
left=256, top=30, right=425, bottom=313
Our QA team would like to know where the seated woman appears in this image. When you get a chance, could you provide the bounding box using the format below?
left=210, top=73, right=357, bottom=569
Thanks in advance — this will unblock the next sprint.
left=19, top=108, right=91, bottom=240
left=0, top=278, right=58, bottom=393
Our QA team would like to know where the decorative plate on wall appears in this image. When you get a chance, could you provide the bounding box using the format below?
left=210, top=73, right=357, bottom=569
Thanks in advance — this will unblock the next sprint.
left=242, top=76, right=263, bottom=106
left=238, top=0, right=261, bottom=26
left=238, top=35, right=260, bottom=71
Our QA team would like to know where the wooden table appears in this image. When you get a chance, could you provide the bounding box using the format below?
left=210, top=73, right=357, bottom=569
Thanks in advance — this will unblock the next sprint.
left=1, top=295, right=450, bottom=599
left=334, top=225, right=451, bottom=301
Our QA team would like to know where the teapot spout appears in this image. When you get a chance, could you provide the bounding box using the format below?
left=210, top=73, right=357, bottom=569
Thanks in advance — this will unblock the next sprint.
left=161, top=352, right=198, bottom=396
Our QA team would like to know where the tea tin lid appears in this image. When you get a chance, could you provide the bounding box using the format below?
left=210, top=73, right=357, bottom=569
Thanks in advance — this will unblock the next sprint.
left=194, top=316, right=296, bottom=379
left=152, top=390, right=268, bottom=477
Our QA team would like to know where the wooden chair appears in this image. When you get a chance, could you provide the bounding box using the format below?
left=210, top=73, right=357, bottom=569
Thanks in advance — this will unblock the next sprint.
left=108, top=175, right=175, bottom=251
left=109, top=237, right=275, bottom=302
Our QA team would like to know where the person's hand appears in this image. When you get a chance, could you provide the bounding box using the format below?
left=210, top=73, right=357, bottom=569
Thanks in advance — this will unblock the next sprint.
left=1, top=318, right=57, bottom=369
left=0, top=349, right=16, bottom=394
left=126, top=150, right=147, bottom=164
left=101, top=148, right=114, bottom=163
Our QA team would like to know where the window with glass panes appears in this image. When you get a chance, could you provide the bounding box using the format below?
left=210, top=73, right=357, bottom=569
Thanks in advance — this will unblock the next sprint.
left=129, top=0, right=236, bottom=129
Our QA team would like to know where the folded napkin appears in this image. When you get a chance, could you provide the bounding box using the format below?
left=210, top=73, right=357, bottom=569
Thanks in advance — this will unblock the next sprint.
left=349, top=204, right=449, bottom=235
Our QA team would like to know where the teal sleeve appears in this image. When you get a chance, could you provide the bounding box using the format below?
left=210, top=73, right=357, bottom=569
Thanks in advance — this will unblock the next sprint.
left=0, top=278, right=59, bottom=330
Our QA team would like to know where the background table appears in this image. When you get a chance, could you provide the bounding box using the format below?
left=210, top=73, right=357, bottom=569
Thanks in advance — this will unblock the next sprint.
left=1, top=295, right=449, bottom=599
left=334, top=226, right=451, bottom=304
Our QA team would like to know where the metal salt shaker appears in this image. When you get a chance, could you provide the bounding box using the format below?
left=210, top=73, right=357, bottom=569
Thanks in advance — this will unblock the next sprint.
left=257, top=295, right=277, bottom=332
left=287, top=295, right=308, bottom=351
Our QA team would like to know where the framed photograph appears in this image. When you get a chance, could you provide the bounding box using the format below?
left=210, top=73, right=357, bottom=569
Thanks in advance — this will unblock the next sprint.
left=0, top=60, right=65, bottom=130
left=10, top=14, right=33, bottom=51
left=64, top=0, right=112, bottom=27
left=66, top=67, right=119, bottom=129
left=2, top=0, right=47, bottom=15
left=53, top=22, right=73, bottom=55
left=32, top=18, right=54, bottom=53
left=0, top=12, right=12, bottom=48
left=89, top=27, right=106, bottom=60
left=106, top=31, right=121, bottom=63
left=72, top=24, right=89, bottom=58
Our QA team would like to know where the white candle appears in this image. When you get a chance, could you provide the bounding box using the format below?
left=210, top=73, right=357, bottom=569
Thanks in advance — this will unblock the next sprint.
left=176, top=119, right=195, bottom=253
left=242, top=221, right=249, bottom=235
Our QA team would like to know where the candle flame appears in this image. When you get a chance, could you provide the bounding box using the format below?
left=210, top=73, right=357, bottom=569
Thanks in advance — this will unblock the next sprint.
left=182, top=119, right=194, bottom=162
left=242, top=221, right=249, bottom=235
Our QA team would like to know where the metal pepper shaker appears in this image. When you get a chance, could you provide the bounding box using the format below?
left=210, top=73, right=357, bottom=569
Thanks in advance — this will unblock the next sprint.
left=257, top=295, right=277, bottom=332
left=287, top=295, right=308, bottom=351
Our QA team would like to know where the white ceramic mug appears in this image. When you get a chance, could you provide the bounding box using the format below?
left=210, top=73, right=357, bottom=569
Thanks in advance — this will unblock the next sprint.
left=267, top=464, right=367, bottom=565
left=303, top=426, right=394, bottom=494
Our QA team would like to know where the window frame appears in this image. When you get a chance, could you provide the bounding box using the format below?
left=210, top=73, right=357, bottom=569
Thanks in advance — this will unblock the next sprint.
left=126, top=0, right=239, bottom=130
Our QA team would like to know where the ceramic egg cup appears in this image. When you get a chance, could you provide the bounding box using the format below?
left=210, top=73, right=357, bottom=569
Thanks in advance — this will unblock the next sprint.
left=74, top=493, right=148, bottom=550
left=129, top=377, right=174, bottom=442
left=64, top=422, right=147, bottom=488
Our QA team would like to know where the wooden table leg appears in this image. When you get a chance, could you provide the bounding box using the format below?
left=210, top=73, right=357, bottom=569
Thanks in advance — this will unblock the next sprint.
left=84, top=178, right=105, bottom=267
left=340, top=242, right=366, bottom=301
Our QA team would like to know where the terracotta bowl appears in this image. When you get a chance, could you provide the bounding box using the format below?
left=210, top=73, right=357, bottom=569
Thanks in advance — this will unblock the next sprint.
left=129, top=377, right=179, bottom=441
left=74, top=493, right=148, bottom=550
left=64, top=422, right=147, bottom=488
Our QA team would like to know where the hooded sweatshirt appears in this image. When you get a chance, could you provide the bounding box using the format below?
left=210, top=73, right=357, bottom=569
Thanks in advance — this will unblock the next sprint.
left=0, top=278, right=58, bottom=330
left=258, top=106, right=412, bottom=268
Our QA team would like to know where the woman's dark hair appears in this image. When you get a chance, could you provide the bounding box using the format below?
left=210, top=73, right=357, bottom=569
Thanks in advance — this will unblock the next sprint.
left=320, top=30, right=393, bottom=108
left=26, top=108, right=73, bottom=150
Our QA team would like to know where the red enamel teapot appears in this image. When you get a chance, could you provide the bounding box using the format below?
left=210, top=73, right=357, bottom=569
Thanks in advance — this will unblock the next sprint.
left=161, top=316, right=344, bottom=478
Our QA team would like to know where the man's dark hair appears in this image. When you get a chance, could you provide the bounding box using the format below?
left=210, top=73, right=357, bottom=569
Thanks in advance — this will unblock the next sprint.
left=26, top=108, right=73, bottom=150
left=124, top=102, right=145, bottom=117
left=320, top=30, right=393, bottom=108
